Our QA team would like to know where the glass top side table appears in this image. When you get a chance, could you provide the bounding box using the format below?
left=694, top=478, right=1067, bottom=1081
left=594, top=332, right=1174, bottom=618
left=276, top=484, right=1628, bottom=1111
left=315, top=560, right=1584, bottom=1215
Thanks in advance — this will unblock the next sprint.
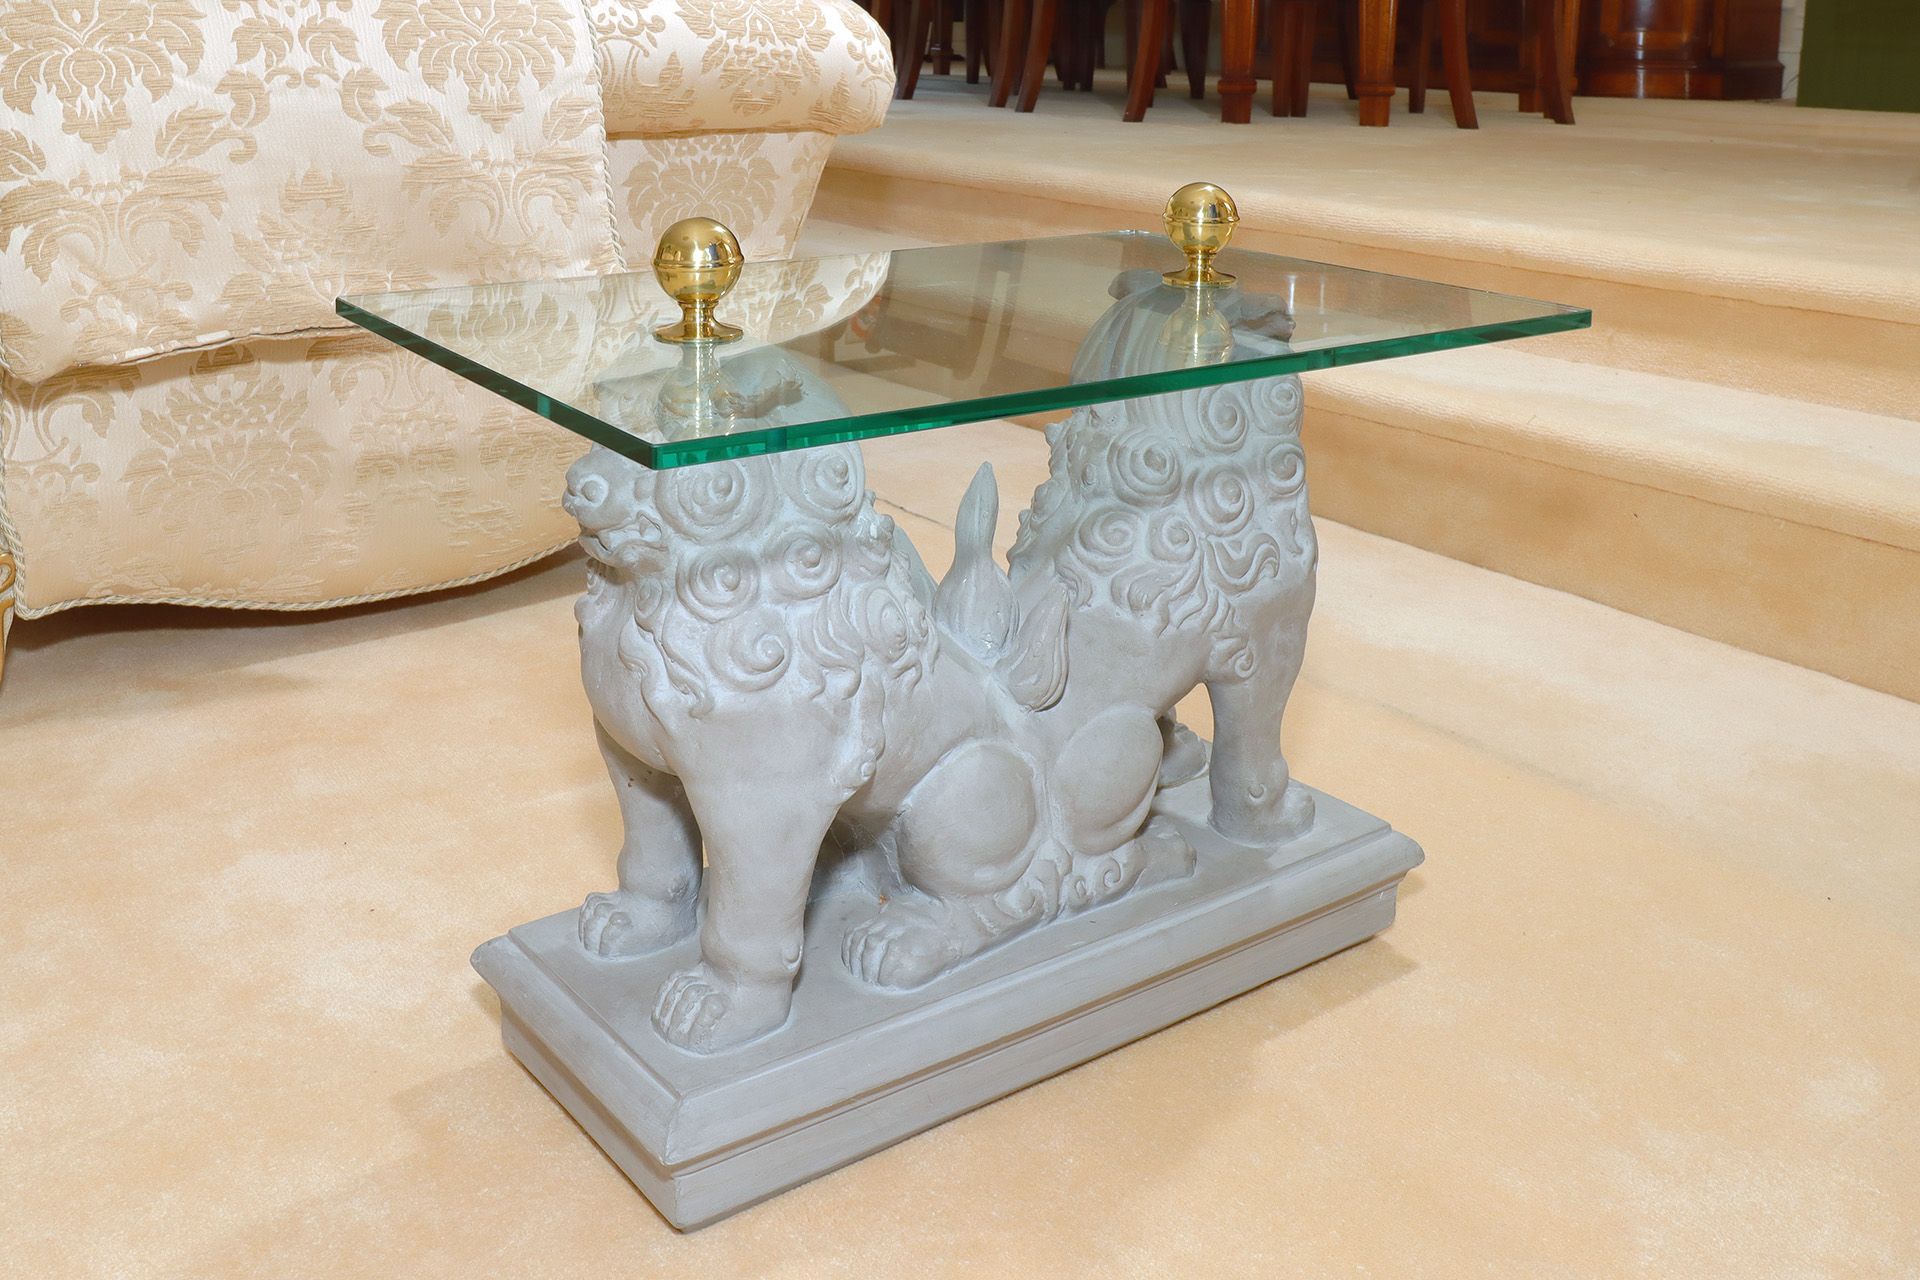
left=340, top=186, right=1590, bottom=1231
left=338, top=225, right=1586, bottom=469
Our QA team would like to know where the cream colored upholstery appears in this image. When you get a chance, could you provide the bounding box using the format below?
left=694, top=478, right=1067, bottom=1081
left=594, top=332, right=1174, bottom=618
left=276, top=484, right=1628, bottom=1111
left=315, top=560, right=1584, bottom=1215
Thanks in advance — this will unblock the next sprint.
left=0, top=0, right=890, bottom=663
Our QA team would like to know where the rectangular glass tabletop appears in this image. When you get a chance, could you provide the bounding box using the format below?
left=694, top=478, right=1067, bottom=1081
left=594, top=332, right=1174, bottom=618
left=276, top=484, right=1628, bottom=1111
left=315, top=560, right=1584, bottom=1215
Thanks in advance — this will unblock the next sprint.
left=337, top=231, right=1589, bottom=470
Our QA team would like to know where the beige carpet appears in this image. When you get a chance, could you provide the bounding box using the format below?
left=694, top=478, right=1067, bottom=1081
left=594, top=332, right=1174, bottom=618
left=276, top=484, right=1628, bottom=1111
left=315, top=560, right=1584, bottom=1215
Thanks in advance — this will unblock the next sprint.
left=812, top=85, right=1920, bottom=700
left=4, top=421, right=1916, bottom=1277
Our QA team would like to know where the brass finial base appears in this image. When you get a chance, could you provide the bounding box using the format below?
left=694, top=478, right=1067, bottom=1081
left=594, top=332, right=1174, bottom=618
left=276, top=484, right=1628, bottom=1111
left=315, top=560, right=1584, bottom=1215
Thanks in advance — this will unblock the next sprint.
left=653, top=216, right=745, bottom=345
left=1162, top=182, right=1240, bottom=288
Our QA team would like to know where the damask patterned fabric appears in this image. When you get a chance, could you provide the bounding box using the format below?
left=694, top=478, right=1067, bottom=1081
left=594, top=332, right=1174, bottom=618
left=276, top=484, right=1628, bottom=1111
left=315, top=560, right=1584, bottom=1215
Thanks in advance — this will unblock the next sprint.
left=0, top=0, right=620, bottom=384
left=0, top=250, right=888, bottom=617
left=2, top=335, right=585, bottom=611
left=591, top=0, right=892, bottom=139
left=608, top=130, right=834, bottom=266
left=0, top=1, right=894, bottom=629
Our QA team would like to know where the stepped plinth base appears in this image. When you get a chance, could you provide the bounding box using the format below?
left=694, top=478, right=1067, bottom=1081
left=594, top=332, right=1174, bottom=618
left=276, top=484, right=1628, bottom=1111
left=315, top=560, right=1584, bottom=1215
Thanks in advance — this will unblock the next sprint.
left=473, top=776, right=1423, bottom=1230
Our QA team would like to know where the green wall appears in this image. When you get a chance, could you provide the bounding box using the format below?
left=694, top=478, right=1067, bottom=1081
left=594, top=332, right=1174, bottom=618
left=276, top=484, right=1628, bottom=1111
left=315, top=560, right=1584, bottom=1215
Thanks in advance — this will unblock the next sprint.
left=1798, top=0, right=1920, bottom=112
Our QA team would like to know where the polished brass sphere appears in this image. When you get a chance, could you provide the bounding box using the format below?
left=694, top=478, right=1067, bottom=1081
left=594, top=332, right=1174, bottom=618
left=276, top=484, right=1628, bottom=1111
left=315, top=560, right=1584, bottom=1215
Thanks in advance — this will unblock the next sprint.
left=652, top=216, right=745, bottom=344
left=1162, top=182, right=1240, bottom=288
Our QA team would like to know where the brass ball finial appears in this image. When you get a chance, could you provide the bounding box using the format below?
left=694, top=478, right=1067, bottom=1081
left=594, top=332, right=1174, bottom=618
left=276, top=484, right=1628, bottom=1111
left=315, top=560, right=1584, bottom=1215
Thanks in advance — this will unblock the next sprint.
left=1162, top=182, right=1240, bottom=288
left=653, top=216, right=745, bottom=344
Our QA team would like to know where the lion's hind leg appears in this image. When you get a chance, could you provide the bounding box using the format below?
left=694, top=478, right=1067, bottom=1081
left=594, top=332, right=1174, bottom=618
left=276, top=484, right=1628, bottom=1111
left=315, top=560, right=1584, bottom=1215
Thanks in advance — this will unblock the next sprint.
left=844, top=740, right=1041, bottom=990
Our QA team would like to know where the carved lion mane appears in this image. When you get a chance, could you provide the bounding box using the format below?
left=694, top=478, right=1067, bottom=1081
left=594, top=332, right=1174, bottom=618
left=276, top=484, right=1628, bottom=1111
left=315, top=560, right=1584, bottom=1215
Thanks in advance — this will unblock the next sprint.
left=579, top=442, right=938, bottom=720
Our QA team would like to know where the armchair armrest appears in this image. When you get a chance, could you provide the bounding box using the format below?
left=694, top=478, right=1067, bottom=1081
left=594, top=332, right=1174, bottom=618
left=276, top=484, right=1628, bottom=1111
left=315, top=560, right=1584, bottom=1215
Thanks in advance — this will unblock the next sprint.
left=592, top=0, right=893, bottom=139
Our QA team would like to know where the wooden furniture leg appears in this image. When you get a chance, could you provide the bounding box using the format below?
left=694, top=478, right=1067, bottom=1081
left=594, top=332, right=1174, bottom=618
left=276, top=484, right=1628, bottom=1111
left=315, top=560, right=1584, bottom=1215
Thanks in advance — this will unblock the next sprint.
left=1180, top=0, right=1211, bottom=99
left=898, top=0, right=935, bottom=97
left=1540, top=0, right=1578, bottom=123
left=1218, top=0, right=1257, bottom=121
left=932, top=0, right=954, bottom=75
left=991, top=0, right=1028, bottom=104
left=965, top=0, right=988, bottom=81
left=1354, top=0, right=1399, bottom=125
left=1517, top=0, right=1539, bottom=112
left=1409, top=0, right=1431, bottom=112
left=1438, top=0, right=1477, bottom=125
left=1269, top=0, right=1297, bottom=115
left=1078, top=0, right=1099, bottom=88
left=1126, top=0, right=1172, bottom=118
left=1336, top=0, right=1359, bottom=97
left=1017, top=0, right=1059, bottom=110
left=1292, top=0, right=1315, bottom=113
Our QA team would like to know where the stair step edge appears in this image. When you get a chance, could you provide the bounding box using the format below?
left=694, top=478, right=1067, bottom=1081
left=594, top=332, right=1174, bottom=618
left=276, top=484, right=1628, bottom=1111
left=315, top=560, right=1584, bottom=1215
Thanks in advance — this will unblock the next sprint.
left=1305, top=348, right=1920, bottom=553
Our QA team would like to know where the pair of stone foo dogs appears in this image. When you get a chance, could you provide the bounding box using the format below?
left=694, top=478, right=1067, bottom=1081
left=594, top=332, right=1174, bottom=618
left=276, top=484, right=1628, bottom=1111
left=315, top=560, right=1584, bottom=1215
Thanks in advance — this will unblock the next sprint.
left=564, top=281, right=1316, bottom=1053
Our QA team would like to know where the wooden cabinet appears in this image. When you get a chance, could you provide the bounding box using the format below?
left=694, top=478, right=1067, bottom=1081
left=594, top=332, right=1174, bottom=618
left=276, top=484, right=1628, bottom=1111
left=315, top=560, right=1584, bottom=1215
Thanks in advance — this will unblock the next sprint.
left=1309, top=0, right=1785, bottom=99
left=1578, top=0, right=1785, bottom=98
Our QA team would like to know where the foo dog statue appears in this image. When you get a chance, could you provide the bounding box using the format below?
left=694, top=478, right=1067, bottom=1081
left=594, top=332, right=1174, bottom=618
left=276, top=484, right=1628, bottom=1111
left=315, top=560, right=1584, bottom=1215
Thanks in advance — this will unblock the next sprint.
left=565, top=274, right=1317, bottom=1053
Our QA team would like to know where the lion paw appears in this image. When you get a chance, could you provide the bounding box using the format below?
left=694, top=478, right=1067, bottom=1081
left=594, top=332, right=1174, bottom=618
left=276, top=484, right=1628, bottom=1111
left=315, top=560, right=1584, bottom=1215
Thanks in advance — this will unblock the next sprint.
left=577, top=889, right=694, bottom=958
left=842, top=901, right=967, bottom=990
left=651, top=963, right=792, bottom=1053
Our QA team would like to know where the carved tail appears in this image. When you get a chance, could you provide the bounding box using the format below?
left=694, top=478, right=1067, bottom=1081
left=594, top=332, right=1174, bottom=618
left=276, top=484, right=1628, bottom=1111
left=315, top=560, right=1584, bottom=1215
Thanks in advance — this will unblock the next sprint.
left=934, top=464, right=1016, bottom=660
left=931, top=464, right=1070, bottom=710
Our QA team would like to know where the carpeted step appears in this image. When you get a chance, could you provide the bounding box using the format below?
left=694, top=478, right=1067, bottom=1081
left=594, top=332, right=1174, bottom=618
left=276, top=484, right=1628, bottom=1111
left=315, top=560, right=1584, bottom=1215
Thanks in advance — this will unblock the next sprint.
left=1300, top=346, right=1920, bottom=700
left=816, top=88, right=1920, bottom=418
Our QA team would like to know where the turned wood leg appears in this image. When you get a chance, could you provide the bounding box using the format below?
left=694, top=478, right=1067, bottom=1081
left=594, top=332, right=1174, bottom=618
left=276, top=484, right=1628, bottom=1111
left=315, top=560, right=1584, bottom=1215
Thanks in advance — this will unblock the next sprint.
left=966, top=0, right=987, bottom=80
left=1438, top=0, right=1477, bottom=126
left=1517, top=0, right=1539, bottom=112
left=1354, top=0, right=1400, bottom=125
left=1017, top=0, right=1058, bottom=110
left=1125, top=0, right=1140, bottom=78
left=1180, top=0, right=1211, bottom=99
left=1074, top=0, right=1097, bottom=88
left=1219, top=0, right=1257, bottom=122
left=1126, top=0, right=1172, bottom=118
left=898, top=0, right=935, bottom=97
left=1542, top=0, right=1578, bottom=123
left=1409, top=0, right=1431, bottom=112
left=1292, top=1, right=1315, bottom=113
left=932, top=0, right=954, bottom=75
left=1336, top=0, right=1359, bottom=97
left=991, top=0, right=1029, bottom=104
left=1270, top=0, right=1295, bottom=115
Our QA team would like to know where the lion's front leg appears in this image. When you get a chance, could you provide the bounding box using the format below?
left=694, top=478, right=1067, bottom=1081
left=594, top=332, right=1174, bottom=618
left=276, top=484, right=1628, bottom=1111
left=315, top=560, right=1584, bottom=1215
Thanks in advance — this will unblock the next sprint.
left=652, top=752, right=848, bottom=1053
left=578, top=723, right=701, bottom=958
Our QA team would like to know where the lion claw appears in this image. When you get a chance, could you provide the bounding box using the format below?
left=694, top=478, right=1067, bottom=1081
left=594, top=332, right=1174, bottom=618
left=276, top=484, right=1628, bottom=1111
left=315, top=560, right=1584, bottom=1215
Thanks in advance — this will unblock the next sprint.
left=577, top=889, right=694, bottom=958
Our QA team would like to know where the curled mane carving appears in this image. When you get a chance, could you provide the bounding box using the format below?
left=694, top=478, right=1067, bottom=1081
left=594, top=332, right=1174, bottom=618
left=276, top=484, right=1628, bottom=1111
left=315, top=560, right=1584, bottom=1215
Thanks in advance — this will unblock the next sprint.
left=1009, top=377, right=1313, bottom=679
left=590, top=443, right=935, bottom=718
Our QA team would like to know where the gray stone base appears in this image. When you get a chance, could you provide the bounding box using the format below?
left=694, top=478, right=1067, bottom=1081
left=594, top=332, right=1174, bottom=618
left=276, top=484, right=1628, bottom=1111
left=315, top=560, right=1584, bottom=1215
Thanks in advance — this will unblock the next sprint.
left=473, top=776, right=1423, bottom=1230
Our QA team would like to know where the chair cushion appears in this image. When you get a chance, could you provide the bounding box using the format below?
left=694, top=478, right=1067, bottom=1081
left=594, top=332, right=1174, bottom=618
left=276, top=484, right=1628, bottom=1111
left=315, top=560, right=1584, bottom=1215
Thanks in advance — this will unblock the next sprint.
left=591, top=0, right=893, bottom=138
left=0, top=0, right=619, bottom=384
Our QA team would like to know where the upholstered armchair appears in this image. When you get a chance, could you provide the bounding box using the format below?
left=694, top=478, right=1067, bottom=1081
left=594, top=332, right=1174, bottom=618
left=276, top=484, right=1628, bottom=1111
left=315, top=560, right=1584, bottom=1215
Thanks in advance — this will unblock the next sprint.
left=0, top=0, right=893, bottom=679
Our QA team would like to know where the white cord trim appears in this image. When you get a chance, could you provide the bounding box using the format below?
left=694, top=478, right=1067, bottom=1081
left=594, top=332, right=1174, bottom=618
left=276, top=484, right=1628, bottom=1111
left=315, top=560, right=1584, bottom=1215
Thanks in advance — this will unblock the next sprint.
left=9, top=539, right=577, bottom=623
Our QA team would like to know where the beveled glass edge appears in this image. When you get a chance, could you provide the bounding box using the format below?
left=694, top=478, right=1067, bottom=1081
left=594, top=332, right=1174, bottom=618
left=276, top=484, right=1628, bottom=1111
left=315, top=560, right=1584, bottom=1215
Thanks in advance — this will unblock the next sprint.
left=335, top=293, right=668, bottom=465
left=337, top=270, right=1592, bottom=472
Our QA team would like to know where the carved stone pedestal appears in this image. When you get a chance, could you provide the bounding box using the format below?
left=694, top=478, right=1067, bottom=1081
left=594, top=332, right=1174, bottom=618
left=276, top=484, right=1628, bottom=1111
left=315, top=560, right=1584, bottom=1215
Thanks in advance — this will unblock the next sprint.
left=475, top=774, right=1420, bottom=1229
